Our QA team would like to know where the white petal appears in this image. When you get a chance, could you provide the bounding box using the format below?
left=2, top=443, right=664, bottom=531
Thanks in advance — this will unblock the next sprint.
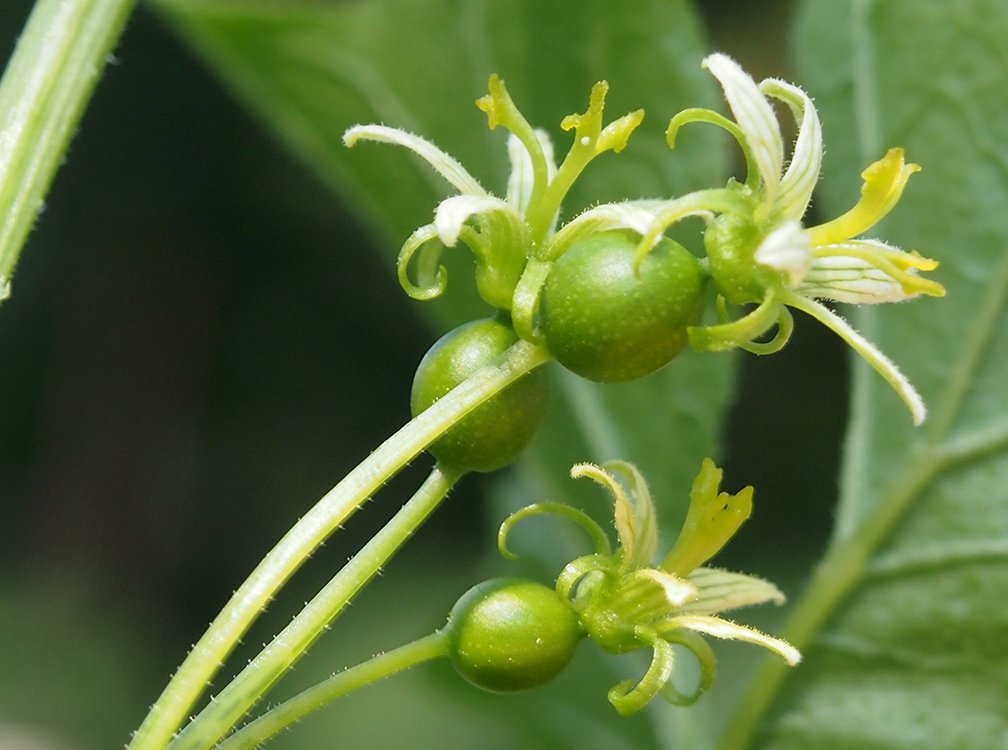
left=754, top=220, right=813, bottom=285
left=636, top=568, right=698, bottom=607
left=680, top=567, right=785, bottom=614
left=781, top=291, right=927, bottom=425
left=433, top=194, right=513, bottom=246
left=798, top=256, right=914, bottom=304
left=703, top=54, right=784, bottom=202
left=506, top=129, right=556, bottom=213
left=675, top=614, right=802, bottom=666
left=761, top=78, right=822, bottom=221
left=343, top=124, right=487, bottom=196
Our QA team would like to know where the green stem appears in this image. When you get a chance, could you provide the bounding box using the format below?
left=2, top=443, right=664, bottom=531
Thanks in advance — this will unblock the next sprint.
left=129, top=340, right=550, bottom=750
left=168, top=466, right=462, bottom=750
left=216, top=632, right=450, bottom=750
left=0, top=0, right=136, bottom=292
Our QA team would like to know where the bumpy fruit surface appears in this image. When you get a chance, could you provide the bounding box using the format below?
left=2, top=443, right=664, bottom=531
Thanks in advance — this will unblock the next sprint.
left=410, top=317, right=548, bottom=473
left=445, top=578, right=582, bottom=692
left=540, top=230, right=707, bottom=382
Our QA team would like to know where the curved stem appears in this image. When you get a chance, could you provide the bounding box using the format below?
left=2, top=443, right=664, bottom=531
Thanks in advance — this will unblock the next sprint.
left=216, top=632, right=450, bottom=750
left=129, top=340, right=550, bottom=750
left=169, top=466, right=462, bottom=750
left=0, top=0, right=136, bottom=291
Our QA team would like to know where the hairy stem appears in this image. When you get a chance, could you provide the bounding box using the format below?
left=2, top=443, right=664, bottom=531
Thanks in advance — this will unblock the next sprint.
left=128, top=340, right=550, bottom=750
left=169, top=466, right=462, bottom=750
left=216, top=632, right=450, bottom=750
left=0, top=0, right=136, bottom=292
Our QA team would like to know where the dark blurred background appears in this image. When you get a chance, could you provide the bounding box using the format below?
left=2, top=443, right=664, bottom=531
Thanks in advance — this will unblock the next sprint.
left=0, top=1, right=842, bottom=747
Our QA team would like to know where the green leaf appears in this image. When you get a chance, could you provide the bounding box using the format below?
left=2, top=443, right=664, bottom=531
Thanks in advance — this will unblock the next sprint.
left=722, top=2, right=1008, bottom=748
left=151, top=0, right=734, bottom=746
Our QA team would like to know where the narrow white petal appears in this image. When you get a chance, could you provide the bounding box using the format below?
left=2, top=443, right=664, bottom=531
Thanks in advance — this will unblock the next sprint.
left=343, top=124, right=487, bottom=196
left=761, top=78, right=822, bottom=221
left=433, top=194, right=513, bottom=246
left=754, top=220, right=812, bottom=285
left=680, top=567, right=785, bottom=614
left=676, top=614, right=802, bottom=665
left=637, top=568, right=698, bottom=607
left=703, top=54, right=784, bottom=201
left=799, top=256, right=913, bottom=304
left=782, top=291, right=927, bottom=425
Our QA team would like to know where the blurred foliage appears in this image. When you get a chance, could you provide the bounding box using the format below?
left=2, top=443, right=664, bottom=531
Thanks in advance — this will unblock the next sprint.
left=3, top=0, right=1004, bottom=749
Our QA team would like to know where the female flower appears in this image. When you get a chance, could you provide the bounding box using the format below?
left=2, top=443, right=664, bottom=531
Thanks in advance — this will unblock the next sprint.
left=637, top=54, right=944, bottom=425
left=500, top=459, right=799, bottom=714
left=344, top=75, right=656, bottom=326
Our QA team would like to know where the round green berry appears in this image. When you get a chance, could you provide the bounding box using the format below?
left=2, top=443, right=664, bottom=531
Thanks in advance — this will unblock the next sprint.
left=410, top=317, right=548, bottom=473
left=540, top=230, right=707, bottom=383
left=445, top=578, right=582, bottom=692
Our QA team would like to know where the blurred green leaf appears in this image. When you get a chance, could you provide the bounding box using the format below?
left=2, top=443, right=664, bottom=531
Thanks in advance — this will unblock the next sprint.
left=150, top=0, right=736, bottom=746
left=151, top=2, right=735, bottom=563
left=723, top=2, right=1008, bottom=748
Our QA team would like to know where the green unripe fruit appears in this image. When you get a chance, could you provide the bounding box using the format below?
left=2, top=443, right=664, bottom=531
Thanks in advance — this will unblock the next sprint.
left=540, top=230, right=707, bottom=383
left=445, top=578, right=582, bottom=692
left=410, top=317, right=548, bottom=473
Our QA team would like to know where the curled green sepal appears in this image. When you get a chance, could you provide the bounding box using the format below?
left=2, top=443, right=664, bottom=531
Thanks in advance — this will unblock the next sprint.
left=658, top=628, right=717, bottom=706
left=397, top=224, right=446, bottom=300
left=607, top=626, right=675, bottom=715
left=498, top=502, right=611, bottom=561
left=510, top=258, right=553, bottom=343
left=687, top=290, right=792, bottom=354
left=556, top=554, right=613, bottom=611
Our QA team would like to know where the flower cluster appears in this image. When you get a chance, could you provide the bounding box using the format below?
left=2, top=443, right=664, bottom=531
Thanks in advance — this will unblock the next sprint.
left=345, top=54, right=944, bottom=424
left=499, top=459, right=799, bottom=714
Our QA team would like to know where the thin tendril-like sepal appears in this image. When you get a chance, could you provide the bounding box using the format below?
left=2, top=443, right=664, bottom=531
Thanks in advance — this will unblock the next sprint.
left=666, top=107, right=759, bottom=193
left=607, top=626, right=675, bottom=715
left=556, top=554, right=613, bottom=610
left=737, top=304, right=794, bottom=355
left=779, top=288, right=927, bottom=425
left=658, top=629, right=717, bottom=706
left=511, top=258, right=552, bottom=343
left=688, top=291, right=787, bottom=352
left=498, top=502, right=612, bottom=561
left=397, top=224, right=446, bottom=300
left=634, top=188, right=751, bottom=271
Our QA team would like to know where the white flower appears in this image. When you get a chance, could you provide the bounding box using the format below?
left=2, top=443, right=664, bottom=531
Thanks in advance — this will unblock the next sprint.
left=500, top=459, right=799, bottom=715
left=344, top=75, right=656, bottom=321
left=635, top=54, right=944, bottom=425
